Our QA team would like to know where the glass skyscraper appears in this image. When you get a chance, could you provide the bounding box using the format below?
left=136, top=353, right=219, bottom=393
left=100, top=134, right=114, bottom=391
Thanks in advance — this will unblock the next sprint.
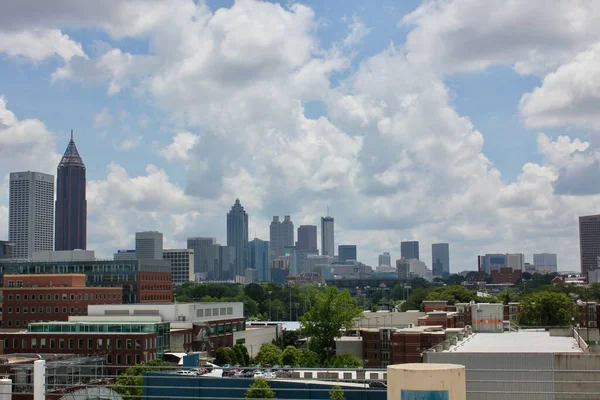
left=432, top=243, right=450, bottom=278
left=227, top=199, right=248, bottom=278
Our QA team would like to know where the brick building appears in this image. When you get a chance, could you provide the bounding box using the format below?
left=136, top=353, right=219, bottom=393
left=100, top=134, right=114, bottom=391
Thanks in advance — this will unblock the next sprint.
left=491, top=267, right=522, bottom=285
left=0, top=259, right=172, bottom=303
left=579, top=302, right=600, bottom=328
left=1, top=274, right=122, bottom=328
left=0, top=321, right=169, bottom=375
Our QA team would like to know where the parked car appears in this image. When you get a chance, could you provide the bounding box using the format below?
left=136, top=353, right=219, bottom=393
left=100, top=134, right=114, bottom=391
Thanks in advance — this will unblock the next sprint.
left=200, top=364, right=213, bottom=373
left=369, top=381, right=387, bottom=388
left=282, top=365, right=292, bottom=371
left=234, top=369, right=254, bottom=378
left=264, top=371, right=276, bottom=379
left=223, top=364, right=232, bottom=369
left=176, top=370, right=197, bottom=376
left=272, top=365, right=281, bottom=371
left=253, top=370, right=265, bottom=379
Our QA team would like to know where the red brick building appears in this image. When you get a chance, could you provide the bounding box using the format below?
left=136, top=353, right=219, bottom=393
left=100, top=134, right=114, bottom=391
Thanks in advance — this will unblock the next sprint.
left=138, top=270, right=173, bottom=303
left=1, top=274, right=122, bottom=328
left=491, top=267, right=522, bottom=285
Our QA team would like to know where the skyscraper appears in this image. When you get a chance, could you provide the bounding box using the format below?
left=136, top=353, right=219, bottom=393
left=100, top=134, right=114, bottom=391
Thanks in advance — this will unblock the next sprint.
left=187, top=237, right=218, bottom=277
left=55, top=131, right=87, bottom=251
left=533, top=253, right=558, bottom=273
left=227, top=199, right=248, bottom=278
left=321, top=216, right=334, bottom=257
left=580, top=215, right=600, bottom=278
left=9, top=171, right=54, bottom=259
left=163, top=248, right=194, bottom=284
left=378, top=252, right=391, bottom=266
left=297, top=225, right=317, bottom=252
left=338, top=245, right=357, bottom=262
left=281, top=215, right=294, bottom=249
left=135, top=231, right=163, bottom=259
left=269, top=216, right=282, bottom=259
left=401, top=241, right=419, bottom=260
left=249, top=238, right=270, bottom=282
left=431, top=243, right=450, bottom=278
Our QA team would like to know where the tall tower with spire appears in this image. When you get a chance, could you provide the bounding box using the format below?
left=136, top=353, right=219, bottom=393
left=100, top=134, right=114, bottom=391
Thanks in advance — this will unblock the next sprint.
left=55, top=130, right=87, bottom=251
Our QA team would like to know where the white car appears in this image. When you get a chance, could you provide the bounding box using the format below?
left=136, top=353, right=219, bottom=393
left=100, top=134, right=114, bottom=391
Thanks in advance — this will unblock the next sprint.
left=253, top=371, right=265, bottom=379
left=264, top=372, right=276, bottom=379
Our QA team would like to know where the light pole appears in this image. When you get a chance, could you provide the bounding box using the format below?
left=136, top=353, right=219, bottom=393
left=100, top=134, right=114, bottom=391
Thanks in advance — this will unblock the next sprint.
left=268, top=291, right=273, bottom=321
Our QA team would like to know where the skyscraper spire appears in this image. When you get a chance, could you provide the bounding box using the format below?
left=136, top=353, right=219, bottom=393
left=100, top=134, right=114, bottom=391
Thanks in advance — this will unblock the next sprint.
left=71, top=129, right=73, bottom=140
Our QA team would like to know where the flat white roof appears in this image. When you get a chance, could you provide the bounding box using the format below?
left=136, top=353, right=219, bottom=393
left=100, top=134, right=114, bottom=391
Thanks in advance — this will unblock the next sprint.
left=449, top=332, right=583, bottom=353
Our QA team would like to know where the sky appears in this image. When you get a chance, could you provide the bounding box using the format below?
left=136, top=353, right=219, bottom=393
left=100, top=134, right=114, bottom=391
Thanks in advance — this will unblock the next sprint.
left=1, top=0, right=600, bottom=273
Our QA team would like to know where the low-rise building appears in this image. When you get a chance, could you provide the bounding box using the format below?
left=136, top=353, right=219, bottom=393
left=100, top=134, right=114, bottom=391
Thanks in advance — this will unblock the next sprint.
left=490, top=267, right=522, bottom=285
left=1, top=274, right=122, bottom=328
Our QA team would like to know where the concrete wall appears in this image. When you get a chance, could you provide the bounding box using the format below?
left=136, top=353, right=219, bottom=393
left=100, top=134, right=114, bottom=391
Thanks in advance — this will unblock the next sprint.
left=554, top=353, right=600, bottom=400
left=354, top=312, right=425, bottom=329
left=335, top=337, right=363, bottom=360
left=387, top=363, right=465, bottom=400
left=470, top=303, right=503, bottom=333
left=32, top=250, right=95, bottom=261
left=232, top=326, right=277, bottom=359
left=88, top=302, right=244, bottom=323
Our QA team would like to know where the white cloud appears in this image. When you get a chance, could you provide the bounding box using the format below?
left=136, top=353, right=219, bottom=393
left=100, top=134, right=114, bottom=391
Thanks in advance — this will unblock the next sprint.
left=342, top=15, right=370, bottom=48
left=0, top=29, right=85, bottom=62
left=115, top=136, right=142, bottom=151
left=158, top=132, right=199, bottom=164
left=94, top=108, right=113, bottom=128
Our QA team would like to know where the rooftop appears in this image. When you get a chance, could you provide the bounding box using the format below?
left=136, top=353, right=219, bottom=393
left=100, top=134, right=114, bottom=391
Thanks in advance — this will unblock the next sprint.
left=448, top=331, right=583, bottom=353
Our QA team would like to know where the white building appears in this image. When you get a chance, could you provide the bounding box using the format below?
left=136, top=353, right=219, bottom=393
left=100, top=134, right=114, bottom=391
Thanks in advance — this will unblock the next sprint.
left=533, top=253, right=558, bottom=273
left=163, top=249, right=194, bottom=284
left=32, top=250, right=95, bottom=262
left=304, top=255, right=334, bottom=274
left=408, top=259, right=433, bottom=281
left=378, top=252, right=391, bottom=266
left=9, top=171, right=54, bottom=259
left=506, top=253, right=525, bottom=271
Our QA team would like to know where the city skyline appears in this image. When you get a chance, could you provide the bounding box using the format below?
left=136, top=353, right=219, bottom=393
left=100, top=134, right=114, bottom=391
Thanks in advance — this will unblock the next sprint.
left=1, top=0, right=598, bottom=271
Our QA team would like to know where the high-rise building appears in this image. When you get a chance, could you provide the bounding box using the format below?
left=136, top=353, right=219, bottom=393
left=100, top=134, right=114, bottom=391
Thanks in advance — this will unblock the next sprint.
left=297, top=225, right=317, bottom=252
left=396, top=258, right=409, bottom=280
left=9, top=171, right=54, bottom=259
left=432, top=243, right=450, bottom=278
left=219, top=245, right=236, bottom=281
left=227, top=199, right=248, bottom=278
left=269, top=216, right=282, bottom=259
left=580, top=215, right=600, bottom=278
left=248, top=238, right=270, bottom=282
left=378, top=252, right=391, bottom=266
left=506, top=253, right=524, bottom=271
left=163, top=249, right=194, bottom=284
left=135, top=231, right=163, bottom=260
left=0, top=241, right=14, bottom=259
left=401, top=241, right=419, bottom=260
left=187, top=237, right=218, bottom=276
left=338, top=245, right=357, bottom=262
left=321, top=216, right=334, bottom=257
left=55, top=131, right=87, bottom=251
left=533, top=253, right=558, bottom=273
left=281, top=215, right=294, bottom=249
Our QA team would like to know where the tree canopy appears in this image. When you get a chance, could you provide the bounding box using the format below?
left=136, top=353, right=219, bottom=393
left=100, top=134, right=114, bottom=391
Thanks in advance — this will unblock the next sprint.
left=324, top=354, right=362, bottom=368
left=113, top=359, right=172, bottom=400
left=329, top=385, right=345, bottom=400
left=255, top=343, right=283, bottom=366
left=299, top=286, right=362, bottom=359
left=245, top=378, right=275, bottom=399
left=518, top=291, right=577, bottom=327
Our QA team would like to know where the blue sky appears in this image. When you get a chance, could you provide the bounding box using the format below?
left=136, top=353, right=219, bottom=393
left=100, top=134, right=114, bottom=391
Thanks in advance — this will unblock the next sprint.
left=1, top=0, right=600, bottom=272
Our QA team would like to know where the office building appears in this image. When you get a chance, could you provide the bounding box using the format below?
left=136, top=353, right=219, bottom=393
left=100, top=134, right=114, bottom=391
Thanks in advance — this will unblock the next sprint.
left=408, top=259, right=431, bottom=280
left=478, top=254, right=506, bottom=274
left=9, top=171, right=54, bottom=259
left=33, top=250, right=95, bottom=262
left=244, top=268, right=258, bottom=284
left=432, top=243, right=450, bottom=278
left=533, top=253, right=558, bottom=273
left=580, top=215, right=600, bottom=278
left=379, top=252, right=391, bottom=266
left=135, top=231, right=163, bottom=260
left=401, top=241, right=419, bottom=260
left=248, top=238, right=270, bottom=282
left=297, top=225, right=318, bottom=252
left=1, top=274, right=122, bottom=328
left=114, top=249, right=136, bottom=260
left=304, top=255, right=334, bottom=274
left=506, top=253, right=524, bottom=271
left=397, top=258, right=409, bottom=280
left=163, top=249, right=194, bottom=284
left=269, top=216, right=283, bottom=258
left=281, top=215, right=294, bottom=248
left=218, top=245, right=236, bottom=281
left=227, top=199, right=249, bottom=278
left=0, top=258, right=172, bottom=304
left=338, top=245, right=357, bottom=262
left=55, top=132, right=87, bottom=251
left=187, top=237, right=217, bottom=276
left=0, top=241, right=14, bottom=259
left=321, top=216, right=334, bottom=257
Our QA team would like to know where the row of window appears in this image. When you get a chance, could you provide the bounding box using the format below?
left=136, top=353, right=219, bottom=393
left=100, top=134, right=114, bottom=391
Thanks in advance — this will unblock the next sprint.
left=140, top=285, right=171, bottom=291
left=140, top=295, right=171, bottom=301
left=6, top=306, right=83, bottom=315
left=140, top=275, right=170, bottom=281
left=3, top=336, right=156, bottom=351
left=6, top=292, right=120, bottom=301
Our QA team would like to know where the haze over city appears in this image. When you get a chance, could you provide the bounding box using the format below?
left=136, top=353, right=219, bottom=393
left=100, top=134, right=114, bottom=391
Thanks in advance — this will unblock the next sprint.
left=2, top=0, right=600, bottom=272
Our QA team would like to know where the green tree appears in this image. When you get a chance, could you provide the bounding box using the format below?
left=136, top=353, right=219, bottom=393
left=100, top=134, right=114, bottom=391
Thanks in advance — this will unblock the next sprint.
left=425, top=285, right=479, bottom=305
left=299, top=350, right=321, bottom=367
left=255, top=343, right=283, bottom=366
left=300, top=287, right=362, bottom=359
left=400, top=288, right=429, bottom=311
left=233, top=344, right=250, bottom=366
left=245, top=378, right=275, bottom=399
left=518, top=291, right=577, bottom=327
left=329, top=385, right=345, bottom=400
left=281, top=345, right=302, bottom=367
left=113, top=359, right=172, bottom=400
left=324, top=354, right=362, bottom=368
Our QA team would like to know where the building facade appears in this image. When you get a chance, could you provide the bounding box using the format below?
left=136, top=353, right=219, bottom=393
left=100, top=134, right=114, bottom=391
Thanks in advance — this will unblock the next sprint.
left=9, top=171, right=54, bottom=259
left=401, top=241, right=419, bottom=260
left=1, top=274, right=122, bottom=328
left=281, top=216, right=294, bottom=251
left=321, top=216, right=334, bottom=257
left=55, top=132, right=87, bottom=251
left=227, top=199, right=248, bottom=278
left=269, top=216, right=283, bottom=259
left=580, top=215, right=600, bottom=278
left=248, top=239, right=270, bottom=282
left=0, top=259, right=171, bottom=304
left=397, top=258, right=409, bottom=280
left=338, top=245, right=357, bottom=262
left=297, top=225, right=317, bottom=252
left=0, top=241, right=13, bottom=259
left=533, top=253, right=558, bottom=273
left=490, top=267, right=522, bottom=285
left=378, top=252, right=391, bottom=267
left=163, top=249, right=194, bottom=284
left=135, top=231, right=163, bottom=260
left=431, top=243, right=449, bottom=278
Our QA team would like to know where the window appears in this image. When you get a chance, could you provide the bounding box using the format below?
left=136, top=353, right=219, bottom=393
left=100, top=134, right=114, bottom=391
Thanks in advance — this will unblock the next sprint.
left=50, top=339, right=55, bottom=349
left=39, top=295, right=43, bottom=301
left=59, top=339, right=64, bottom=349
left=31, top=338, right=37, bottom=349
left=54, top=307, right=58, bottom=314
left=54, top=294, right=58, bottom=301
left=7, top=295, right=12, bottom=301
left=78, top=339, right=83, bottom=349
left=23, top=307, right=27, bottom=314
left=7, top=308, right=12, bottom=314
left=126, top=355, right=131, bottom=365
left=47, top=294, right=51, bottom=301
left=106, top=339, right=112, bottom=349
left=68, top=339, right=73, bottom=349
left=62, top=307, right=67, bottom=313
left=15, top=307, right=20, bottom=313
left=3, top=340, right=7, bottom=349
left=40, top=338, right=46, bottom=349
left=70, top=294, right=75, bottom=300
left=13, top=339, right=18, bottom=349
left=97, top=339, right=103, bottom=349
left=126, top=339, right=132, bottom=350
left=88, top=339, right=93, bottom=349
left=15, top=321, right=20, bottom=327
left=135, top=339, right=141, bottom=349
left=15, top=295, right=20, bottom=301
left=39, top=307, right=43, bottom=313
left=70, top=307, right=74, bottom=314
left=107, top=355, right=112, bottom=364
left=23, top=294, right=28, bottom=300
left=22, top=339, right=27, bottom=348
left=116, top=339, right=122, bottom=349
left=136, top=354, right=141, bottom=364
left=47, top=307, right=51, bottom=313
left=84, top=293, right=88, bottom=300
left=116, top=355, right=121, bottom=365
